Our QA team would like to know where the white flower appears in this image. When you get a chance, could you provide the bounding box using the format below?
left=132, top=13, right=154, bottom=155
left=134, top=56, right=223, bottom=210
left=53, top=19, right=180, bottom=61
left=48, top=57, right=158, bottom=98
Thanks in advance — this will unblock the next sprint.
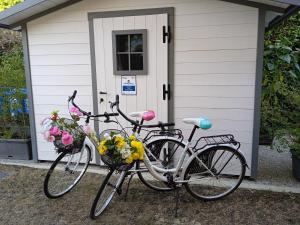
left=103, top=133, right=112, bottom=140
left=120, top=148, right=131, bottom=159
left=113, top=134, right=122, bottom=138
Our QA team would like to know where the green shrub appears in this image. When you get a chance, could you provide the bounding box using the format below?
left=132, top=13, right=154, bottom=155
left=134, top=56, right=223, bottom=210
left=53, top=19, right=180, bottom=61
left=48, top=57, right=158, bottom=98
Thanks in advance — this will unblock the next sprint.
left=261, top=12, right=300, bottom=142
left=0, top=43, right=29, bottom=139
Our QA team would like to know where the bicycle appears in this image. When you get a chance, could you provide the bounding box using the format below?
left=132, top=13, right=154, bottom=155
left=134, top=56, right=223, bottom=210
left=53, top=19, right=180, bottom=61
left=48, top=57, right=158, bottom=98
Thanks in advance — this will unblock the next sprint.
left=43, top=90, right=178, bottom=198
left=43, top=91, right=119, bottom=198
left=89, top=95, right=248, bottom=219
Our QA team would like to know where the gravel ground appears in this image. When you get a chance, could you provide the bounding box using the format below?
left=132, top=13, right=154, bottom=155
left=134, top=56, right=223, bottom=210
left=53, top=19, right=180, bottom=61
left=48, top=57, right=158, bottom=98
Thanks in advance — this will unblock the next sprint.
left=257, top=146, right=300, bottom=188
left=1, top=164, right=300, bottom=225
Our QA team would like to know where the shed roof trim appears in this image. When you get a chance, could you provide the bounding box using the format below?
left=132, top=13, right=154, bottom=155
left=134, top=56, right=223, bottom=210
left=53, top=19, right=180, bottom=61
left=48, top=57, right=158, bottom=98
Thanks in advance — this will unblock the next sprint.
left=0, top=0, right=299, bottom=29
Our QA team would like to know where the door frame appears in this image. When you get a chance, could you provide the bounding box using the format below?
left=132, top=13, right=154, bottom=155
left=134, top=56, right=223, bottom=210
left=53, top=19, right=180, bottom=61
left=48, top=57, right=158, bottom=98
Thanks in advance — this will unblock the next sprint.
left=88, top=7, right=175, bottom=164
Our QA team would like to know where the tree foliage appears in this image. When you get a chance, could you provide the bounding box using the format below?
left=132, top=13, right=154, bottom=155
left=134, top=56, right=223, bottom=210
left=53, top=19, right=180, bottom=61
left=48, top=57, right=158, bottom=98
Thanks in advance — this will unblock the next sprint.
left=0, top=0, right=27, bottom=139
left=261, top=11, right=300, bottom=142
left=0, top=0, right=23, bottom=11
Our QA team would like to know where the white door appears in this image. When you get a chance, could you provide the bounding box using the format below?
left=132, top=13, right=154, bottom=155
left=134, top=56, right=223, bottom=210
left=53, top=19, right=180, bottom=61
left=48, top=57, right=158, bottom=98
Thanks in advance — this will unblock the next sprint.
left=93, top=14, right=169, bottom=133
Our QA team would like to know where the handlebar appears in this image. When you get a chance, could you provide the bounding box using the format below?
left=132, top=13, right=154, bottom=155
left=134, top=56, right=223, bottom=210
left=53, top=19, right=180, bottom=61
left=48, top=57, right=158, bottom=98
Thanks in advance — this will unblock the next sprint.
left=110, top=94, right=175, bottom=129
left=69, top=90, right=77, bottom=102
left=68, top=90, right=119, bottom=120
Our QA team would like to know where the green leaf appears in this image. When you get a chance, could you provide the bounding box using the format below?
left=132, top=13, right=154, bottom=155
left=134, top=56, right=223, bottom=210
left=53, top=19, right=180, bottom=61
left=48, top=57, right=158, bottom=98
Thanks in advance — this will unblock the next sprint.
left=282, top=46, right=293, bottom=51
left=288, top=70, right=297, bottom=78
left=280, top=54, right=291, bottom=64
left=267, top=63, right=275, bottom=71
left=295, top=63, right=300, bottom=72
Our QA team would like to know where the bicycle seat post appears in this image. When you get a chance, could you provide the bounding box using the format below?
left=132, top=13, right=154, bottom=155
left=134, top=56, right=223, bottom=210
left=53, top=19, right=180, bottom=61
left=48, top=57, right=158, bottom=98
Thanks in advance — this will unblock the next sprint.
left=188, top=125, right=198, bottom=142
left=137, top=119, right=144, bottom=134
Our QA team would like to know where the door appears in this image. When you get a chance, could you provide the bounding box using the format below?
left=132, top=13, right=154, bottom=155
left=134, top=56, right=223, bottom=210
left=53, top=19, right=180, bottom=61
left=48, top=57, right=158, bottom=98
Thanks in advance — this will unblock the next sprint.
left=93, top=13, right=169, bottom=134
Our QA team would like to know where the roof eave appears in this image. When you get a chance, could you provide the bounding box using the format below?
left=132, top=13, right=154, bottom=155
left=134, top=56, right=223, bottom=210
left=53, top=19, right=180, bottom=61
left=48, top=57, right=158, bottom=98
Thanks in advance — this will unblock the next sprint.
left=0, top=23, right=10, bottom=29
left=221, top=0, right=286, bottom=13
left=0, top=0, right=83, bottom=29
left=0, top=0, right=297, bottom=29
left=267, top=5, right=300, bottom=30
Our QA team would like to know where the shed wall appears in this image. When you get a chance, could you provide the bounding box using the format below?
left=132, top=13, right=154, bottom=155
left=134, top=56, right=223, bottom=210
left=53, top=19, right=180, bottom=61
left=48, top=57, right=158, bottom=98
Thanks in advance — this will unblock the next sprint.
left=27, top=0, right=258, bottom=173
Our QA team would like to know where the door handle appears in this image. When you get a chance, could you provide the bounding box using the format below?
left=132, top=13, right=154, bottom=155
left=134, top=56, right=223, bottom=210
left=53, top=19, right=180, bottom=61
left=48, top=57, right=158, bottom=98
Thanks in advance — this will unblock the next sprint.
left=99, top=91, right=107, bottom=94
left=163, top=84, right=171, bottom=100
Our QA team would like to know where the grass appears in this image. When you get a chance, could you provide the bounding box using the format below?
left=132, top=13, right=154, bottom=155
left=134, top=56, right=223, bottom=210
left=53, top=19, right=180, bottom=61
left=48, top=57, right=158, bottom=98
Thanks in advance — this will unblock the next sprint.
left=0, top=164, right=299, bottom=225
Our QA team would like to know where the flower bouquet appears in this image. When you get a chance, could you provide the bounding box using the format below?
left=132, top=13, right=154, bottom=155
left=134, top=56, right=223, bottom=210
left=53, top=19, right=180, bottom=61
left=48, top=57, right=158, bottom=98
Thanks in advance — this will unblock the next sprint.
left=41, top=108, right=97, bottom=153
left=98, top=132, right=144, bottom=170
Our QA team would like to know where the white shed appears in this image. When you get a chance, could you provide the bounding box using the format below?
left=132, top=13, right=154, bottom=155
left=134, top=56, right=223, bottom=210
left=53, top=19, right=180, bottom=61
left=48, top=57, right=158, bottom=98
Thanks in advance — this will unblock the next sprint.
left=0, top=0, right=299, bottom=177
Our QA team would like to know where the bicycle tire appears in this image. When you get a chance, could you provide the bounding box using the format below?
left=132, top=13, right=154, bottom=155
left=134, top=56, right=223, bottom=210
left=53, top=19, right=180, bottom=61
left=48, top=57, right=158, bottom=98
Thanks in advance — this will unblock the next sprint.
left=90, top=169, right=127, bottom=219
left=184, top=146, right=246, bottom=201
left=43, top=145, right=91, bottom=199
left=137, top=138, right=188, bottom=192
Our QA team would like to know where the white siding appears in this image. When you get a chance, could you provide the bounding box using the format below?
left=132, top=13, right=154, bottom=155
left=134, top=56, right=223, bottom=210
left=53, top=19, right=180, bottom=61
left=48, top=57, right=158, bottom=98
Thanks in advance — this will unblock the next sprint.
left=27, top=0, right=258, bottom=173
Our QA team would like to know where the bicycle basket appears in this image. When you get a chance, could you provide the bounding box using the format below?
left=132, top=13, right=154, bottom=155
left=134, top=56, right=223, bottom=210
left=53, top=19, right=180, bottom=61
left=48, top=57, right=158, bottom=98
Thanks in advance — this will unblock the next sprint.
left=53, top=118, right=86, bottom=153
left=101, top=153, right=134, bottom=171
left=99, top=129, right=134, bottom=171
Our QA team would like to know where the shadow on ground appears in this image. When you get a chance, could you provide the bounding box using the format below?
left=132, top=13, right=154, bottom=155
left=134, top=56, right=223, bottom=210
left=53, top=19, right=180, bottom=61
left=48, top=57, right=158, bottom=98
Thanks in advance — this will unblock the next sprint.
left=0, top=164, right=299, bottom=225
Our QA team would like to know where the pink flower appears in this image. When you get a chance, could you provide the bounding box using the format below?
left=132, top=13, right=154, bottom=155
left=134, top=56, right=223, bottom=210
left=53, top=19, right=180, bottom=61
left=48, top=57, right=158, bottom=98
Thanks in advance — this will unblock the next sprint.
left=61, top=131, right=74, bottom=146
left=43, top=131, right=55, bottom=142
left=49, top=126, right=61, bottom=136
left=70, top=106, right=83, bottom=117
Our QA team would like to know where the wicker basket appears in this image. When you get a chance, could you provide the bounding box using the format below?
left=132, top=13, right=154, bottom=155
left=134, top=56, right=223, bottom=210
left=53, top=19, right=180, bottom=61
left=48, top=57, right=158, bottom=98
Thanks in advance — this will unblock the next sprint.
left=53, top=118, right=86, bottom=154
left=99, top=129, right=134, bottom=171
left=100, top=154, right=133, bottom=171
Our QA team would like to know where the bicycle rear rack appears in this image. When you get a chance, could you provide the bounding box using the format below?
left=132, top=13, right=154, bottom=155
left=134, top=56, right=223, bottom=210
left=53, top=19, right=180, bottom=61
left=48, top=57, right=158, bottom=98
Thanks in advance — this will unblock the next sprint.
left=192, top=134, right=240, bottom=151
left=143, top=128, right=183, bottom=143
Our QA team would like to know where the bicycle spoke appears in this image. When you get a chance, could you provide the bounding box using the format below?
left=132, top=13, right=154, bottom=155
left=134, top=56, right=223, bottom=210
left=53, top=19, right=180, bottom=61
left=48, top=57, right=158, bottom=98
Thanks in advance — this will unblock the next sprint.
left=184, top=147, right=245, bottom=200
left=44, top=146, right=91, bottom=198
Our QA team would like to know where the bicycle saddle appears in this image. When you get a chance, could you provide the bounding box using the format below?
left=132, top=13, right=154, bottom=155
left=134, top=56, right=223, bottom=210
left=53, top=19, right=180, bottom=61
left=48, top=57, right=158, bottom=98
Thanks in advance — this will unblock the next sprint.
left=129, top=110, right=155, bottom=121
left=182, top=117, right=212, bottom=130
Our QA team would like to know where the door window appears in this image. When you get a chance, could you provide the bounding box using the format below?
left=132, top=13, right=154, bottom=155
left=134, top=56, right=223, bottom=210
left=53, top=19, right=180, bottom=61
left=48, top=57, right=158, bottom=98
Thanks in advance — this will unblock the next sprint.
left=112, top=29, right=147, bottom=75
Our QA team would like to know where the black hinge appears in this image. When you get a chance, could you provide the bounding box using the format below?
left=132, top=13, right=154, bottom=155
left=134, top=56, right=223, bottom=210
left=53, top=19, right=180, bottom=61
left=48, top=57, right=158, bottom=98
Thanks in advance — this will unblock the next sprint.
left=162, top=25, right=171, bottom=43
left=163, top=84, right=171, bottom=100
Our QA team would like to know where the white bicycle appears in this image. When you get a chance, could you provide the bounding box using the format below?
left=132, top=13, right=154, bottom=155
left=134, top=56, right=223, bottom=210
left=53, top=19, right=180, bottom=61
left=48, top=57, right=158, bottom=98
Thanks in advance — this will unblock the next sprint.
left=89, top=95, right=248, bottom=219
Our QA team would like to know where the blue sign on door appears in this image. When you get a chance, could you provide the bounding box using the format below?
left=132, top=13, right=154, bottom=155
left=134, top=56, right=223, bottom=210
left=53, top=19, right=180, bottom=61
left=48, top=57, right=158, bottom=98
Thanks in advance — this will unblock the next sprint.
left=121, top=76, right=137, bottom=95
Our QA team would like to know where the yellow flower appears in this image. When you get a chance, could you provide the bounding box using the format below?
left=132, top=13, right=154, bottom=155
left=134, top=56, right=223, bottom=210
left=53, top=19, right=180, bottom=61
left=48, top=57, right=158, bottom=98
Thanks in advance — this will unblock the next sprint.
left=114, top=135, right=124, bottom=143
left=116, top=140, right=126, bottom=150
left=98, top=140, right=107, bottom=155
left=125, top=155, right=133, bottom=164
left=131, top=140, right=144, bottom=160
left=132, top=152, right=139, bottom=160
left=138, top=148, right=144, bottom=160
left=129, top=135, right=136, bottom=141
left=131, top=140, right=139, bottom=149
left=136, top=142, right=144, bottom=151
left=98, top=145, right=107, bottom=155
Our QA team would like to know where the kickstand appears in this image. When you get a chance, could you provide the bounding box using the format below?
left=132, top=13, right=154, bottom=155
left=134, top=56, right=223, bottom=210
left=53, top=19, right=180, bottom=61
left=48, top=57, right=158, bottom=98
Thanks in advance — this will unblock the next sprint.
left=124, top=173, right=134, bottom=201
left=174, top=186, right=181, bottom=218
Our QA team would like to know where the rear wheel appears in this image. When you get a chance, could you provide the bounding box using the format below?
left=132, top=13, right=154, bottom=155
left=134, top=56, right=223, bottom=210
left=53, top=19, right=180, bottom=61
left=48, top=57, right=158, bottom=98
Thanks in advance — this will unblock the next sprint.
left=184, top=146, right=246, bottom=201
left=90, top=169, right=126, bottom=219
left=43, top=145, right=91, bottom=198
left=137, top=138, right=188, bottom=191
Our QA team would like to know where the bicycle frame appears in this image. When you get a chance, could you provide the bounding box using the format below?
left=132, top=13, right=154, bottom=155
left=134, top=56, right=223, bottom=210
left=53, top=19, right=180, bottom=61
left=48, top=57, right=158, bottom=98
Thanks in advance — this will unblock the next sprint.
left=69, top=91, right=247, bottom=184
left=140, top=134, right=246, bottom=184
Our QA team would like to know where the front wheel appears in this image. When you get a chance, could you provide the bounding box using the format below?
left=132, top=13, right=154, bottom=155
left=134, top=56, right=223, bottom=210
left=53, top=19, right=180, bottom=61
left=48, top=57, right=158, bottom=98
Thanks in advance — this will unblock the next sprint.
left=184, top=146, right=246, bottom=201
left=90, top=169, right=126, bottom=219
left=43, top=145, right=91, bottom=198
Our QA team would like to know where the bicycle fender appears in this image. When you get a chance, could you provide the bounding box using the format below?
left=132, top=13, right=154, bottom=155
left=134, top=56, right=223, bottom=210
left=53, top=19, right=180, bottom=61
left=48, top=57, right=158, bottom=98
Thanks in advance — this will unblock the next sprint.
left=144, top=136, right=187, bottom=145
